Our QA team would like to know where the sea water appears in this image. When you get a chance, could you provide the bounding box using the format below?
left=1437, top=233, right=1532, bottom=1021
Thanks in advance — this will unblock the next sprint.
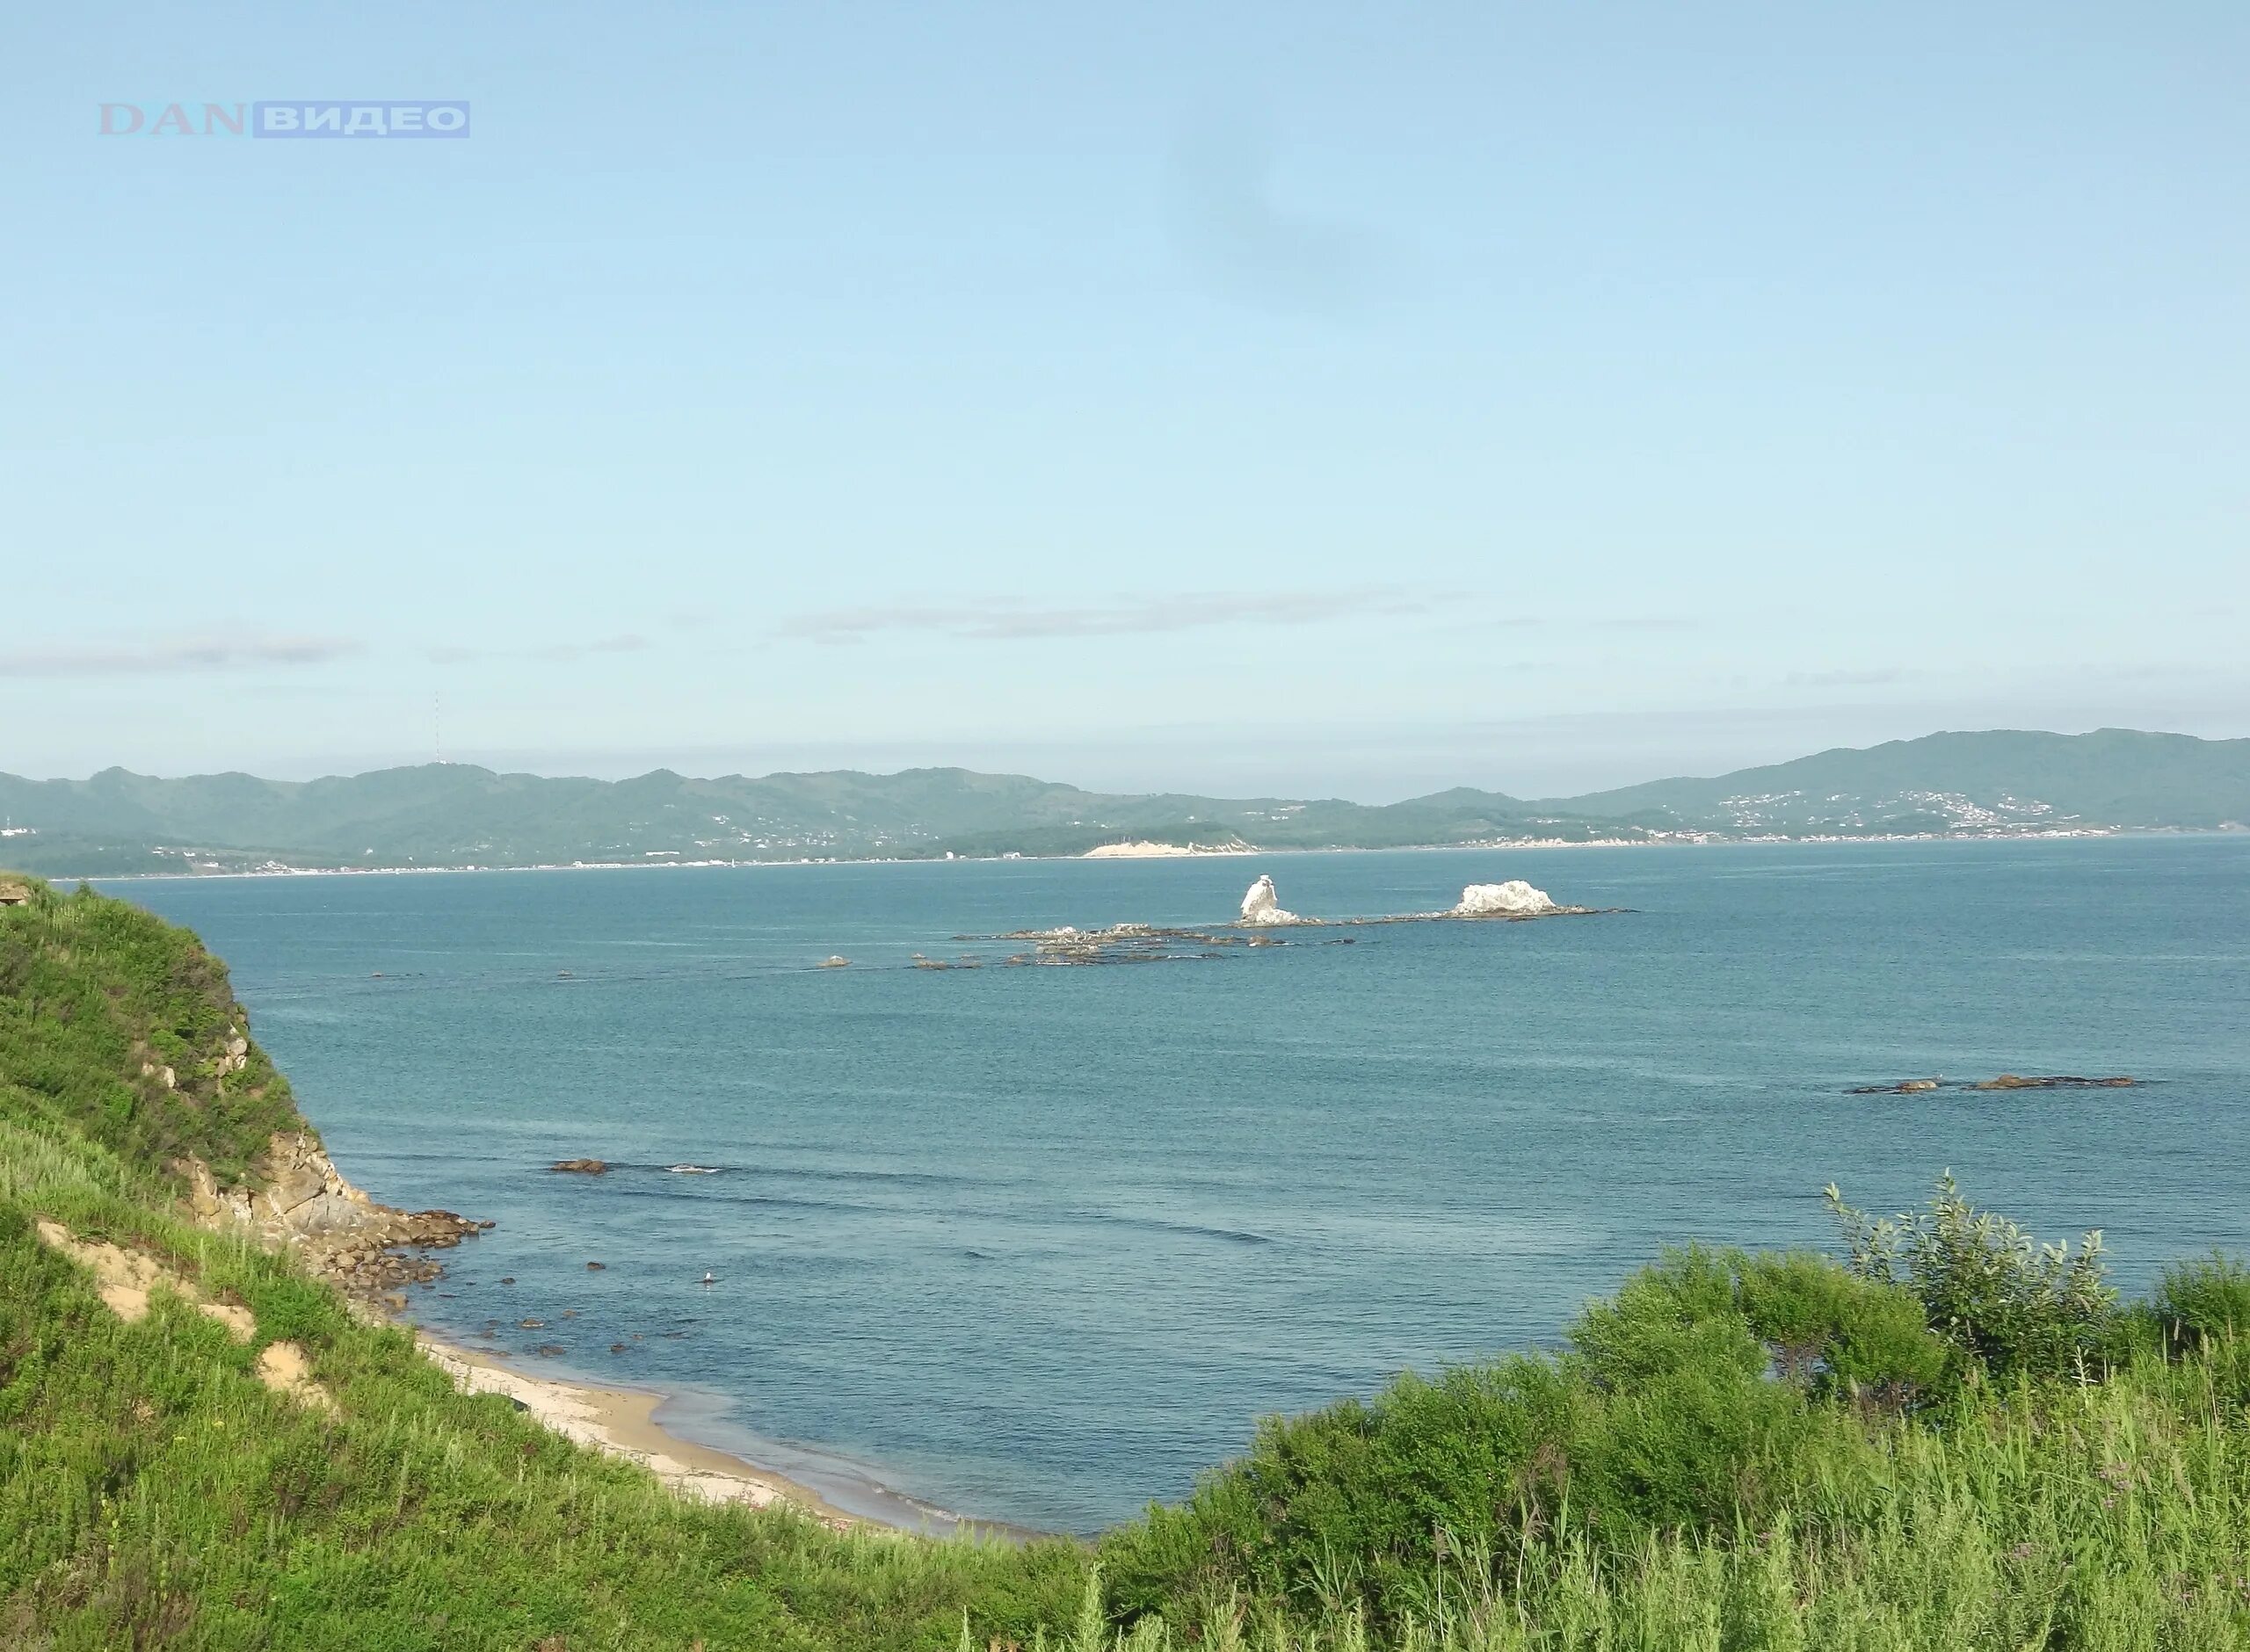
left=110, top=836, right=2250, bottom=1533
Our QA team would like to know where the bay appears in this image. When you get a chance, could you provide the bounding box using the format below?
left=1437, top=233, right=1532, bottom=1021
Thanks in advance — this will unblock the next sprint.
left=108, top=836, right=2250, bottom=1533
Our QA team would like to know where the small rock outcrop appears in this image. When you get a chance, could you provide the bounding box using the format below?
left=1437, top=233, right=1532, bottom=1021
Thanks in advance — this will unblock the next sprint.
left=1844, top=1074, right=2135, bottom=1096
left=1975, top=1074, right=2136, bottom=1090
left=551, top=1158, right=609, bottom=1174
left=1452, top=880, right=1562, bottom=917
left=1239, top=875, right=1306, bottom=926
left=182, top=1131, right=483, bottom=1302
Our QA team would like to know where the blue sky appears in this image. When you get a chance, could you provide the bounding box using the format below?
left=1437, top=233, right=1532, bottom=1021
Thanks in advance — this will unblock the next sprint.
left=4, top=3, right=2245, bottom=799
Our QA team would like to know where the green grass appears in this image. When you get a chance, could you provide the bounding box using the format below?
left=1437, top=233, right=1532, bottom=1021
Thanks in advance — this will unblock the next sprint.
left=0, top=877, right=306, bottom=1185
left=0, top=1112, right=1089, bottom=1650
left=5, top=874, right=2250, bottom=1648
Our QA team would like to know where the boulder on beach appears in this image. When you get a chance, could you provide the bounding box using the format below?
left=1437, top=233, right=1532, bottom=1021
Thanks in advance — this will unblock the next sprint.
left=550, top=1158, right=608, bottom=1175
left=1452, top=880, right=1562, bottom=917
left=1239, top=874, right=1305, bottom=926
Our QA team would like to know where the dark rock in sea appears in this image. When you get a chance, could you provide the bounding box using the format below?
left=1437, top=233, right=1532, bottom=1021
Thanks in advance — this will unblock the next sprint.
left=518, top=1317, right=545, bottom=1329
left=534, top=1344, right=565, bottom=1358
left=499, top=1276, right=515, bottom=1285
left=585, top=1261, right=606, bottom=1270
left=1845, top=1074, right=2137, bottom=1095
left=609, top=1343, right=628, bottom=1354
left=1975, top=1074, right=2136, bottom=1090
left=551, top=1158, right=608, bottom=1174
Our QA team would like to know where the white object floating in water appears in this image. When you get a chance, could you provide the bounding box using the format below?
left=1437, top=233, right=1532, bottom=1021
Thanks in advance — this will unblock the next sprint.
left=1451, top=880, right=1561, bottom=917
left=667, top=1164, right=721, bottom=1175
left=1239, top=874, right=1303, bottom=926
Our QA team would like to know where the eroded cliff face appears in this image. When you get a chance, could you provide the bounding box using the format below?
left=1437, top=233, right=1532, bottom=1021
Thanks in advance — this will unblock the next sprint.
left=185, top=1131, right=377, bottom=1241
left=182, top=1131, right=484, bottom=1301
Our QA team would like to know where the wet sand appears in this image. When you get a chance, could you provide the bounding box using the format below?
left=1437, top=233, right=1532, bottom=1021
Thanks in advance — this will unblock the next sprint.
left=417, top=1332, right=860, bottom=1526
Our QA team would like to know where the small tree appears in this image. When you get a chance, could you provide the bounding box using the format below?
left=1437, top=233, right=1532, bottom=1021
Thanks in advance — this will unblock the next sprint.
left=1824, top=1174, right=2116, bottom=1381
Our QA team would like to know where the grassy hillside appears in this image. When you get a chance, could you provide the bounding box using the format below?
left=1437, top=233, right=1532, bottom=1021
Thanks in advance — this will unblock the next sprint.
left=5, top=878, right=2250, bottom=1648
left=0, top=877, right=308, bottom=1185
left=0, top=878, right=1090, bottom=1649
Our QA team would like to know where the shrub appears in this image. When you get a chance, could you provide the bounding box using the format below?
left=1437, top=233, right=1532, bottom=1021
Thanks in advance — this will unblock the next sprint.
left=2152, top=1251, right=2250, bottom=1354
left=1570, top=1246, right=1767, bottom=1389
left=1825, top=1175, right=2116, bottom=1381
left=1736, top=1250, right=1952, bottom=1406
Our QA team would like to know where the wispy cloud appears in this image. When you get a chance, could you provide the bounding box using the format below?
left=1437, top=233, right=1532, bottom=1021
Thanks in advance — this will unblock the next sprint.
left=777, top=589, right=1435, bottom=645
left=0, top=634, right=361, bottom=677
left=1784, top=667, right=1921, bottom=688
left=425, top=634, right=652, bottom=665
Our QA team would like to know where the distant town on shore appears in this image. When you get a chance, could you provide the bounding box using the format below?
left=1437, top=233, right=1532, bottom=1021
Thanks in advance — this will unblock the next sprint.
left=2, top=727, right=2243, bottom=879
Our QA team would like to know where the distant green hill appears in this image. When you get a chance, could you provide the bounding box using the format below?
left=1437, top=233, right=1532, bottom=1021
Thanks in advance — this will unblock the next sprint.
left=1543, top=728, right=2250, bottom=835
left=0, top=728, right=2241, bottom=874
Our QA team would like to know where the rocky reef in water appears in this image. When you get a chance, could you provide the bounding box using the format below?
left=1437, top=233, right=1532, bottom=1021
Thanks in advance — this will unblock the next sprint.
left=973, top=921, right=1303, bottom=966
left=1847, top=1074, right=2138, bottom=1096
left=931, top=873, right=1615, bottom=967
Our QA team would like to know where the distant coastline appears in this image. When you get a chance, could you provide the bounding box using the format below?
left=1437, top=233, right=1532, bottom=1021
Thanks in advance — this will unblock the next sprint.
left=11, top=728, right=2244, bottom=880
left=78, top=823, right=2185, bottom=883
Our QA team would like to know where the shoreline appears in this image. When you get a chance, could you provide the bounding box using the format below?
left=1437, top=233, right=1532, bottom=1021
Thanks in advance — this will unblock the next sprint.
left=413, top=1330, right=1023, bottom=1540
left=70, top=825, right=2178, bottom=884
left=414, top=1330, right=861, bottom=1528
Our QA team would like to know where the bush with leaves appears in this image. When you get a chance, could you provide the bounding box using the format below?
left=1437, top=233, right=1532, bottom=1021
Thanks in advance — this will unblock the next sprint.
left=1102, top=1245, right=1923, bottom=1633
left=1824, top=1174, right=2116, bottom=1381
left=2152, top=1251, right=2250, bottom=1356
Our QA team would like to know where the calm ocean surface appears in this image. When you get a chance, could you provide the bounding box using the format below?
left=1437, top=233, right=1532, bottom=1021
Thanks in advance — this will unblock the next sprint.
left=108, top=837, right=2250, bottom=1533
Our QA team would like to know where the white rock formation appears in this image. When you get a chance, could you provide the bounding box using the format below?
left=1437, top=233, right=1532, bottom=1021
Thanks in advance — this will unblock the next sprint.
left=1452, top=880, right=1561, bottom=917
left=1239, top=874, right=1304, bottom=926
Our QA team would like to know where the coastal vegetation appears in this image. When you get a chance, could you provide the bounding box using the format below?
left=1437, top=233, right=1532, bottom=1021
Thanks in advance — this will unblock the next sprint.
left=5, top=875, right=2250, bottom=1647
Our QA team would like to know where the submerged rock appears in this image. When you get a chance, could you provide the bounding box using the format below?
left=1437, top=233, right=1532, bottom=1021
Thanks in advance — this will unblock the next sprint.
left=1975, top=1074, right=2135, bottom=1090
left=1452, top=880, right=1562, bottom=917
left=550, top=1158, right=608, bottom=1174
left=1844, top=1074, right=2135, bottom=1096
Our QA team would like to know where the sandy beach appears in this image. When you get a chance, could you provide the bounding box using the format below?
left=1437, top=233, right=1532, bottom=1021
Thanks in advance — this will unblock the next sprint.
left=417, top=1332, right=862, bottom=1528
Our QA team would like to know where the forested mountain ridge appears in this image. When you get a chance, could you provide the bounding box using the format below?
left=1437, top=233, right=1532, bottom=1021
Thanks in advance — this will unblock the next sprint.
left=1, top=728, right=2240, bottom=874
